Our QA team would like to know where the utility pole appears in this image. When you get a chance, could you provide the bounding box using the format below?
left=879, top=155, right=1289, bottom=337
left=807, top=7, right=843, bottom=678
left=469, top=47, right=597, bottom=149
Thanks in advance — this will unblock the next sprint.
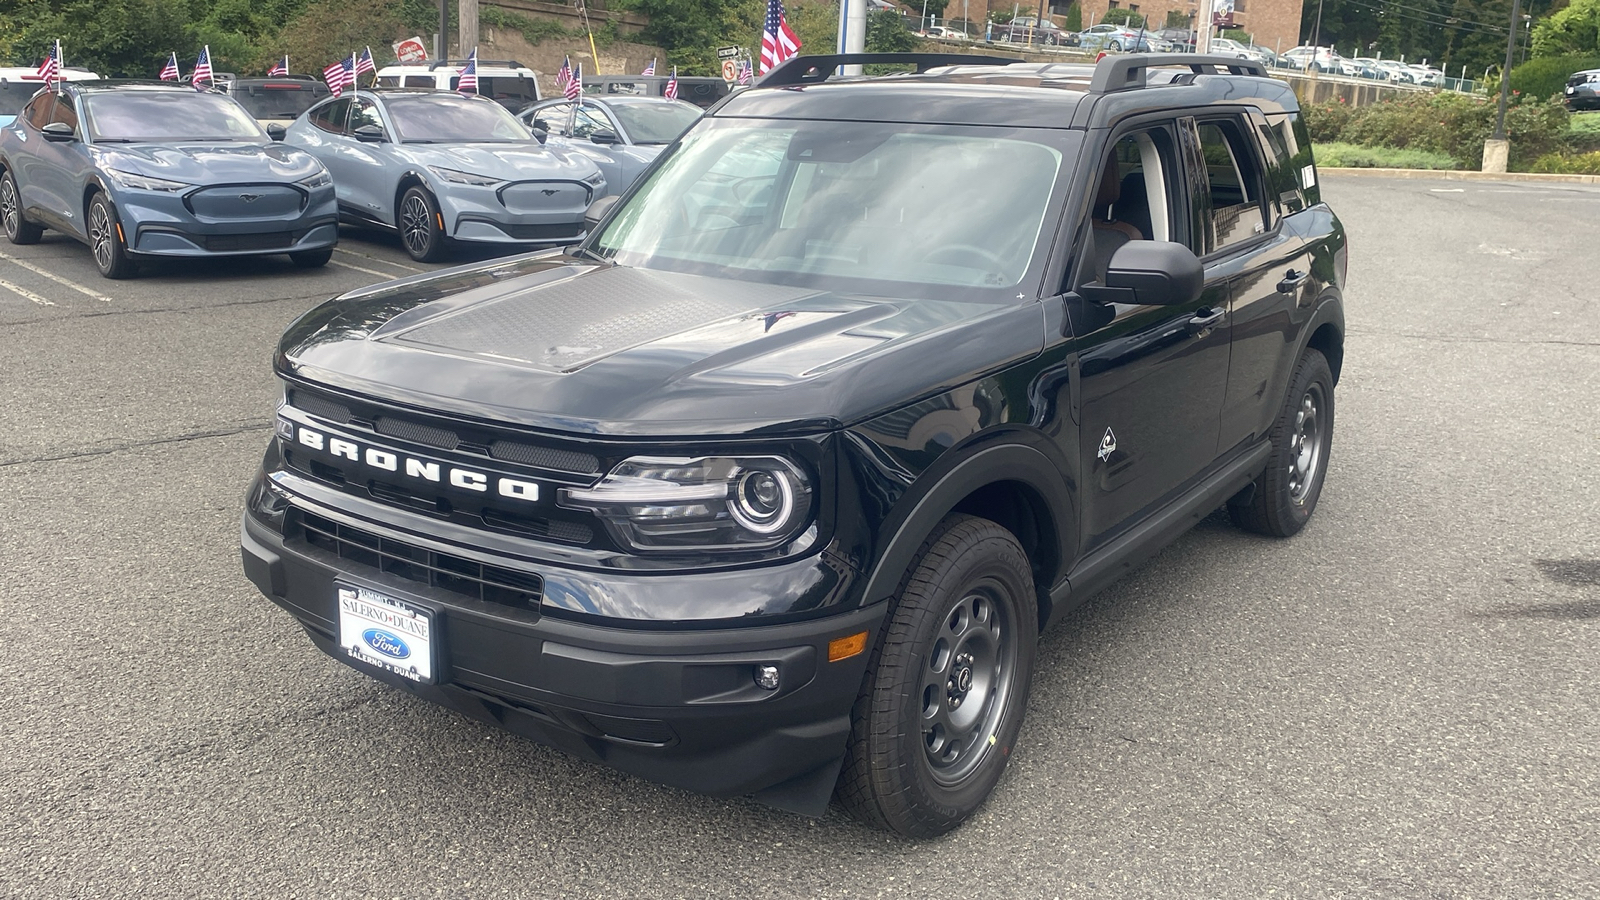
left=459, top=0, right=479, bottom=61
left=438, top=0, right=449, bottom=59
left=1484, top=0, right=1523, bottom=173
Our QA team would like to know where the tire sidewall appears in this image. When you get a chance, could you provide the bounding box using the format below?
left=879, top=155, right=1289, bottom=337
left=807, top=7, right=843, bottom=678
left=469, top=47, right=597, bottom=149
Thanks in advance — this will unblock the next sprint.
left=89, top=193, right=132, bottom=278
left=2, top=171, right=19, bottom=240
left=400, top=186, right=444, bottom=262
left=1270, top=351, right=1334, bottom=531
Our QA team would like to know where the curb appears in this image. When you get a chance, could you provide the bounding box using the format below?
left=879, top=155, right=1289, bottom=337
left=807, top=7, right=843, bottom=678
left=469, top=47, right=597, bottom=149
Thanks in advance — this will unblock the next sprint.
left=1319, top=167, right=1600, bottom=185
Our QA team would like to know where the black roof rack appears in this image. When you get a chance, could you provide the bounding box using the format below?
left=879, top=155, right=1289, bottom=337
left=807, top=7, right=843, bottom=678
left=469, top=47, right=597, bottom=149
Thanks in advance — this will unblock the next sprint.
left=426, top=59, right=530, bottom=70
left=237, top=73, right=321, bottom=82
left=756, top=53, right=1023, bottom=87
left=1088, top=53, right=1267, bottom=92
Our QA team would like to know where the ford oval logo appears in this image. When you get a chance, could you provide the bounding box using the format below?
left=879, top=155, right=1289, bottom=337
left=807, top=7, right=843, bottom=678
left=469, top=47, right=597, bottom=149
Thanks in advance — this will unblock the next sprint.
left=362, top=628, right=410, bottom=660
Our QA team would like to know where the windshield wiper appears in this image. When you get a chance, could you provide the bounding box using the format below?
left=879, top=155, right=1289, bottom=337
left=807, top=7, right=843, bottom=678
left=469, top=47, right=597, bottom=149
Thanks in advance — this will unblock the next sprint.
left=570, top=245, right=611, bottom=264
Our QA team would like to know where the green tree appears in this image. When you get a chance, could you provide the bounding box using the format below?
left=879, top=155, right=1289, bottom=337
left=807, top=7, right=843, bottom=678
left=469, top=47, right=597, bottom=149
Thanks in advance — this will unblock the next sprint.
left=867, top=8, right=916, bottom=49
left=1063, top=3, right=1084, bottom=32
left=1163, top=9, right=1189, bottom=29
left=1532, top=0, right=1600, bottom=54
left=1101, top=8, right=1147, bottom=27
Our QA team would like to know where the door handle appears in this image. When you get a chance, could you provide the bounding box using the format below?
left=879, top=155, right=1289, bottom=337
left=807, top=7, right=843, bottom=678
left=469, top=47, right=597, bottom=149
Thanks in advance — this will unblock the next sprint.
left=1187, top=307, right=1226, bottom=333
left=1277, top=269, right=1310, bottom=293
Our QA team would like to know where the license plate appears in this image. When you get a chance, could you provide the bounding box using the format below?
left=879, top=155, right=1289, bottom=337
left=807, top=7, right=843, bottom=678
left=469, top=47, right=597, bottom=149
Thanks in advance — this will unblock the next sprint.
left=337, top=584, right=435, bottom=683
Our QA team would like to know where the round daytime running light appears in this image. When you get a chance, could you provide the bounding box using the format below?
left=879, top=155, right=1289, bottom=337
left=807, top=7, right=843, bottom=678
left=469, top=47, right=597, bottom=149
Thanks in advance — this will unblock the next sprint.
left=729, top=468, right=794, bottom=535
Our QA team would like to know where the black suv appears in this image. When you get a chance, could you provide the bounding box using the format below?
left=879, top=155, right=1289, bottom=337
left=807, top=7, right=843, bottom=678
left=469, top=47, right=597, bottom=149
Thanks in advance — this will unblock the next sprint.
left=241, top=53, right=1346, bottom=837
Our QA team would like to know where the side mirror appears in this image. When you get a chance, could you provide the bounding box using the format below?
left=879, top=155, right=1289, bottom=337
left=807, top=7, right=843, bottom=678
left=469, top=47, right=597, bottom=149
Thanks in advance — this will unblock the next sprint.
left=589, top=129, right=620, bottom=146
left=1087, top=241, right=1204, bottom=307
left=528, top=120, right=548, bottom=144
left=41, top=122, right=75, bottom=143
left=583, top=194, right=620, bottom=233
left=352, top=124, right=385, bottom=143
left=266, top=123, right=287, bottom=142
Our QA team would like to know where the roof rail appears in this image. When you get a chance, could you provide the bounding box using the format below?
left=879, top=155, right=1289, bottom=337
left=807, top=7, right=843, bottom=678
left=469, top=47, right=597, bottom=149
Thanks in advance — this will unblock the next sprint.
left=1089, top=53, right=1267, bottom=93
left=757, top=53, right=1022, bottom=88
left=427, top=59, right=529, bottom=70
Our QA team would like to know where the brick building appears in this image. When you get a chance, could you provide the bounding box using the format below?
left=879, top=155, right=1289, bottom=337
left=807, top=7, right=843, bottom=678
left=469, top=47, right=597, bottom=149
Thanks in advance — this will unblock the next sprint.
left=948, top=0, right=1305, bottom=56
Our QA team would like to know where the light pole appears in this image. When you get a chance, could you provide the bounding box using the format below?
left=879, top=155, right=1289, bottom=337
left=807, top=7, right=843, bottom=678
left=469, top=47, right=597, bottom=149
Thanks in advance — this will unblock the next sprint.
left=1484, top=0, right=1523, bottom=172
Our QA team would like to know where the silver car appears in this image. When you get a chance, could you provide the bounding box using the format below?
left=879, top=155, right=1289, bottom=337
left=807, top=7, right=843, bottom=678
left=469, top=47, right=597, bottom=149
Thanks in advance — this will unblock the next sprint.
left=285, top=89, right=605, bottom=261
left=520, top=96, right=701, bottom=194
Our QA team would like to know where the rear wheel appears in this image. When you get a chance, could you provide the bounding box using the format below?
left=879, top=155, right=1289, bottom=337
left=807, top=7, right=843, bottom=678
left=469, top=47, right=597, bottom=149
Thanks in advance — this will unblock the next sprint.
left=87, top=192, right=136, bottom=279
left=289, top=247, right=333, bottom=268
left=1230, top=347, right=1334, bottom=537
left=1109, top=40, right=1123, bottom=51
left=837, top=514, right=1038, bottom=837
left=1, top=171, right=43, bottom=244
left=399, top=185, right=449, bottom=263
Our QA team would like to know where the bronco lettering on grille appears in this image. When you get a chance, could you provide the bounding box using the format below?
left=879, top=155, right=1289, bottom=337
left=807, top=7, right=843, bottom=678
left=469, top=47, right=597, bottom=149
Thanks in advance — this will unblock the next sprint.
left=289, top=422, right=541, bottom=503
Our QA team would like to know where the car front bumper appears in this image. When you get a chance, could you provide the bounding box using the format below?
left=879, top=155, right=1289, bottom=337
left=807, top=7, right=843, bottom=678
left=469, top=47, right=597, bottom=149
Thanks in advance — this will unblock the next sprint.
left=437, top=179, right=596, bottom=246
left=240, top=506, right=885, bottom=813
left=122, top=183, right=339, bottom=258
left=1565, top=84, right=1600, bottom=108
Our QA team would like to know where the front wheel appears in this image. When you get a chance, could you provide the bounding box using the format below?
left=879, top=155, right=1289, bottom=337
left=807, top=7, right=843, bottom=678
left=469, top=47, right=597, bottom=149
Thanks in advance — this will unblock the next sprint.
left=837, top=514, right=1038, bottom=837
left=398, top=186, right=449, bottom=263
left=1109, top=40, right=1122, bottom=51
left=88, top=192, right=136, bottom=279
left=1230, top=347, right=1334, bottom=537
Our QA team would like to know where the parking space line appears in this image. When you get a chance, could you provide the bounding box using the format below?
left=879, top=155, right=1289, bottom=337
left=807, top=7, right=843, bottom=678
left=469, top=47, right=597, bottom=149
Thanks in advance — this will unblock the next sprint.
left=329, top=259, right=403, bottom=279
left=0, top=278, right=56, bottom=306
left=334, top=248, right=423, bottom=274
left=0, top=251, right=112, bottom=302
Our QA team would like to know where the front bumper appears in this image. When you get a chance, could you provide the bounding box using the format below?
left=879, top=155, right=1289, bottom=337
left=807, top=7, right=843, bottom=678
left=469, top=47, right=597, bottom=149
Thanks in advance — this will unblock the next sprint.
left=240, top=509, right=885, bottom=812
left=121, top=183, right=340, bottom=258
left=437, top=179, right=596, bottom=246
left=1565, top=84, right=1600, bottom=109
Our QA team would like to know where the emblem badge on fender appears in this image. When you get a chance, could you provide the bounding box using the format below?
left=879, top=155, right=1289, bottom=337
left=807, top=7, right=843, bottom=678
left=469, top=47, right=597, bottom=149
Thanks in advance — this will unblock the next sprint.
left=1097, top=427, right=1117, bottom=462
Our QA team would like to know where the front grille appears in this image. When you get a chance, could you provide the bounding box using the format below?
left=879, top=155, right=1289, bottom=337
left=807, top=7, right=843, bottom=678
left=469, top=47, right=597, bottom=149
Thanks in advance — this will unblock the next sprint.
left=293, top=510, right=543, bottom=612
left=375, top=416, right=459, bottom=450
left=498, top=222, right=586, bottom=241
left=204, top=231, right=295, bottom=252
left=489, top=440, right=599, bottom=474
left=288, top=389, right=352, bottom=424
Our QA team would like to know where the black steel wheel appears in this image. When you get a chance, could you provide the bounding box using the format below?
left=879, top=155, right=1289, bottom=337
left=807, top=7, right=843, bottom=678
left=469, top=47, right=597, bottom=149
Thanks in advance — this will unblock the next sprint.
left=398, top=186, right=448, bottom=263
left=87, top=192, right=135, bottom=279
left=1230, top=347, right=1335, bottom=537
left=837, top=514, right=1038, bottom=837
left=2, top=170, right=43, bottom=244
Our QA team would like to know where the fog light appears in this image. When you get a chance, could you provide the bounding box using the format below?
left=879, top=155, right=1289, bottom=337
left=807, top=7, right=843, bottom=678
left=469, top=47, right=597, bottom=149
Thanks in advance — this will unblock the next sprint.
left=754, top=665, right=780, bottom=690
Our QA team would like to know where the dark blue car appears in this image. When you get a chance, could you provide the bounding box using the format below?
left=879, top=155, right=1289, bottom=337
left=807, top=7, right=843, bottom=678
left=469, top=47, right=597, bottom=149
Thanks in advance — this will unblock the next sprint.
left=0, top=81, right=338, bottom=278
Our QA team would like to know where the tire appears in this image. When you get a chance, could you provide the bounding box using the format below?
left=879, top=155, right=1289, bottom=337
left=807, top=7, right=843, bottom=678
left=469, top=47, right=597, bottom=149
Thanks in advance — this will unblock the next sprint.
left=837, top=514, right=1039, bottom=837
left=1230, top=347, right=1334, bottom=538
left=1, top=170, right=43, bottom=244
left=289, top=247, right=333, bottom=268
left=1109, top=40, right=1122, bottom=51
left=398, top=185, right=449, bottom=263
left=87, top=192, right=136, bottom=279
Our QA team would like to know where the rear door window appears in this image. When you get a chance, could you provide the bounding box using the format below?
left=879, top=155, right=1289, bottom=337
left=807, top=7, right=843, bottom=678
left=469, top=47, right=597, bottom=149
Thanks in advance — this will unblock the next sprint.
left=1192, top=118, right=1269, bottom=254
left=311, top=97, right=352, bottom=134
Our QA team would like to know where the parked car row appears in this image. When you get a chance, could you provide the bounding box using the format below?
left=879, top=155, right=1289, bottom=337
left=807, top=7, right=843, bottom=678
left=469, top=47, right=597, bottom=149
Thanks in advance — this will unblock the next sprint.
left=0, top=77, right=701, bottom=277
left=1280, top=46, right=1442, bottom=85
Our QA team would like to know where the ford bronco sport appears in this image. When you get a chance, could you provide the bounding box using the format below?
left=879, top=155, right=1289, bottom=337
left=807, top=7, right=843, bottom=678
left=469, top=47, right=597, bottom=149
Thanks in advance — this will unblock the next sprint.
left=241, top=52, right=1347, bottom=837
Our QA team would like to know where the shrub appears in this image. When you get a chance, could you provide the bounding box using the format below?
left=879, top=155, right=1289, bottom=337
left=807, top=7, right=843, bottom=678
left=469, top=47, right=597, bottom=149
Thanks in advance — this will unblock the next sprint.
left=1314, top=142, right=1459, bottom=169
left=1528, top=150, right=1600, bottom=173
left=1303, top=91, right=1570, bottom=169
left=1509, top=54, right=1600, bottom=102
left=1100, top=8, right=1147, bottom=28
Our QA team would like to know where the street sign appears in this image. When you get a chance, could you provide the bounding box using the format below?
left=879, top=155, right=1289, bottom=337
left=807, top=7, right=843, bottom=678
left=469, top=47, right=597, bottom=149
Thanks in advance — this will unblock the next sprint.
left=716, top=46, right=742, bottom=60
left=722, top=59, right=738, bottom=83
left=393, top=37, right=428, bottom=63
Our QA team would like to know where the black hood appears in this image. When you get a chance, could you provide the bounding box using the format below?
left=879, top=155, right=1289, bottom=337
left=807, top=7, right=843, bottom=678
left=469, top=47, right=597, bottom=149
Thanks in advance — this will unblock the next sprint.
left=279, top=255, right=1045, bottom=437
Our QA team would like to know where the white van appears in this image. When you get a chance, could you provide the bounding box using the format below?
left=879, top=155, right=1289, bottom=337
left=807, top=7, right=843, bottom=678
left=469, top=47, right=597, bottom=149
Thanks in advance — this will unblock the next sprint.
left=0, top=66, right=101, bottom=127
left=375, top=59, right=541, bottom=111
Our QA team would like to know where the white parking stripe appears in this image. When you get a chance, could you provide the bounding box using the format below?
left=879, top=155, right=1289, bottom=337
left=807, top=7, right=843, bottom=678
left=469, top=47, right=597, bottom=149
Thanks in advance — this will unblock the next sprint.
left=0, top=278, right=56, bottom=306
left=328, top=259, right=402, bottom=279
left=0, top=251, right=112, bottom=302
left=334, top=248, right=423, bottom=273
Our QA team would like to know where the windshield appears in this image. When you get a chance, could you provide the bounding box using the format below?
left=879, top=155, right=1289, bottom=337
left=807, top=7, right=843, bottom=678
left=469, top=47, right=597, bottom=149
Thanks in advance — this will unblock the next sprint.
left=383, top=94, right=532, bottom=142
left=231, top=83, right=327, bottom=120
left=608, top=100, right=701, bottom=145
left=594, top=119, right=1066, bottom=296
left=85, top=92, right=266, bottom=141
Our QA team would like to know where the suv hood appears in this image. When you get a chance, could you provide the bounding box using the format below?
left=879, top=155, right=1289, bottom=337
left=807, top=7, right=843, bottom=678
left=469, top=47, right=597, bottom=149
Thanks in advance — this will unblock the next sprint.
left=90, top=141, right=322, bottom=183
left=398, top=142, right=600, bottom=182
left=279, top=256, right=1045, bottom=437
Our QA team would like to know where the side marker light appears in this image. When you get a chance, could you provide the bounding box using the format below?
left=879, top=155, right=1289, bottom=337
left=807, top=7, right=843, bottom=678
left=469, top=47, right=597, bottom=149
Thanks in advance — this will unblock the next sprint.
left=828, top=631, right=868, bottom=663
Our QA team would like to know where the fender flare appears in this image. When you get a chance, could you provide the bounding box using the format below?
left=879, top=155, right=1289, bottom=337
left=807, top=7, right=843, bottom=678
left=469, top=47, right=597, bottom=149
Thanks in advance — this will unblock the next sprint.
left=1295, top=291, right=1346, bottom=382
left=857, top=438, right=1074, bottom=612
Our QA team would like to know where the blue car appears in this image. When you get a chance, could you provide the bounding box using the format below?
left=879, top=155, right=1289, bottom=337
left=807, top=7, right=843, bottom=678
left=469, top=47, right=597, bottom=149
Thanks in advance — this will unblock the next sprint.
left=0, top=81, right=338, bottom=278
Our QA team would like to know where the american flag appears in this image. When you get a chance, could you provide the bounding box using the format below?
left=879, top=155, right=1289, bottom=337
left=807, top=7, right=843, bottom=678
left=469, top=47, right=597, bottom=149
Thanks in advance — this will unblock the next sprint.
left=457, top=48, right=478, bottom=94
left=159, top=52, right=180, bottom=82
left=759, top=0, right=801, bottom=75
left=36, top=40, right=60, bottom=90
left=663, top=67, right=678, bottom=100
left=642, top=58, right=655, bottom=76
left=193, top=45, right=213, bottom=89
left=737, top=58, right=753, bottom=85
left=554, top=55, right=573, bottom=92
left=355, top=47, right=376, bottom=79
left=564, top=63, right=581, bottom=100
left=322, top=56, right=352, bottom=98
left=267, top=55, right=289, bottom=76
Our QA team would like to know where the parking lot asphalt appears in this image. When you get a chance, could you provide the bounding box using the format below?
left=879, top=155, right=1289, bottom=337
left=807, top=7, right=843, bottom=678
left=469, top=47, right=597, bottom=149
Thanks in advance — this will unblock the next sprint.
left=2, top=181, right=1597, bottom=899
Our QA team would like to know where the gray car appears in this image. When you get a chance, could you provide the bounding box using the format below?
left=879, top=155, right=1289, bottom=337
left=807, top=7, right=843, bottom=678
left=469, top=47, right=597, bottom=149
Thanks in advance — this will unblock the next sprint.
left=285, top=89, right=606, bottom=261
left=520, top=96, right=701, bottom=193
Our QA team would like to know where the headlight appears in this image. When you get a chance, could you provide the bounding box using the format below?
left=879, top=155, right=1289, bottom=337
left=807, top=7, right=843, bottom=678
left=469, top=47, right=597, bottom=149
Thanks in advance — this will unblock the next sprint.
left=429, top=166, right=501, bottom=186
left=103, top=168, right=189, bottom=192
left=298, top=169, right=332, bottom=190
left=560, top=456, right=812, bottom=551
left=583, top=171, right=605, bottom=187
